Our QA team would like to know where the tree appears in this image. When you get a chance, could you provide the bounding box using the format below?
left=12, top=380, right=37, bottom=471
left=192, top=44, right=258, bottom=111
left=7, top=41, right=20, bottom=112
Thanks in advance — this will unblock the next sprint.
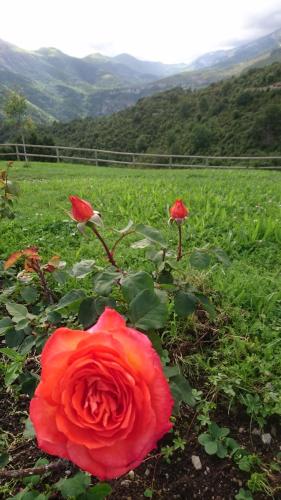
left=4, top=91, right=33, bottom=162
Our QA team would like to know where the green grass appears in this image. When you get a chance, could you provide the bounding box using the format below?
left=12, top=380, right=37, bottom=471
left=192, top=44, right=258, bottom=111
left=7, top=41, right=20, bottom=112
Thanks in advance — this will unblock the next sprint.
left=1, top=161, right=281, bottom=422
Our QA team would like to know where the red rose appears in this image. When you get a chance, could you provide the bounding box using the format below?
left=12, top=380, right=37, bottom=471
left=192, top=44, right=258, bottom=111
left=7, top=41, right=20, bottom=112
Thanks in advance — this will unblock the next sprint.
left=30, top=308, right=173, bottom=479
left=170, top=199, right=189, bottom=222
left=69, top=195, right=94, bottom=222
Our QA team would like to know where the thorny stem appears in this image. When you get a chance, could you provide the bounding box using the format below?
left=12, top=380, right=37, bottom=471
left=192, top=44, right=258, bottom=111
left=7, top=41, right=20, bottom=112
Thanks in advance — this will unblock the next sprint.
left=91, top=225, right=119, bottom=269
left=177, top=224, right=183, bottom=261
left=0, top=460, right=66, bottom=479
left=37, top=268, right=55, bottom=304
left=31, top=260, right=55, bottom=304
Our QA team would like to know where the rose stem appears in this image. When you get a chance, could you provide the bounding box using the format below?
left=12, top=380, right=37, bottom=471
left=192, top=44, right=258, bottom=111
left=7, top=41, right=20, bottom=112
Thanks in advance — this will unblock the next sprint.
left=32, top=261, right=55, bottom=304
left=176, top=224, right=183, bottom=261
left=0, top=460, right=66, bottom=479
left=91, top=225, right=119, bottom=269
left=111, top=230, right=135, bottom=255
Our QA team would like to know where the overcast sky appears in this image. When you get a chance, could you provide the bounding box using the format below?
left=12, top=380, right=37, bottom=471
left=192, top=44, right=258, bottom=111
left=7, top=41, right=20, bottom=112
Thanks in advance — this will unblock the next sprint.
left=1, top=0, right=281, bottom=63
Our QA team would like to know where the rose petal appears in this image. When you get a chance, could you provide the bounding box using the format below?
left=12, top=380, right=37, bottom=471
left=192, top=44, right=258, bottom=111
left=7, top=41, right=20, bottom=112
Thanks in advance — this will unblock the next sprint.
left=30, top=397, right=68, bottom=458
left=41, top=328, right=86, bottom=366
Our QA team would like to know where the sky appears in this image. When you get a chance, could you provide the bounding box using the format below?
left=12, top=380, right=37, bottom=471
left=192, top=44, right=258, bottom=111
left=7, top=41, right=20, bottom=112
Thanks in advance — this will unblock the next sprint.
left=1, top=0, right=281, bottom=63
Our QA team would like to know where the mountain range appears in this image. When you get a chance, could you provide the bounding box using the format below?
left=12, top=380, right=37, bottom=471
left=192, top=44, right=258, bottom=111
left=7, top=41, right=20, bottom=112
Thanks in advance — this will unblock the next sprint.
left=0, top=28, right=281, bottom=123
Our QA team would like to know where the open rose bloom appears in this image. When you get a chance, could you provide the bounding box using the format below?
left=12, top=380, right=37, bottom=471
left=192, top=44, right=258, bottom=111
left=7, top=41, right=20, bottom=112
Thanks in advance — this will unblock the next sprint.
left=30, top=309, right=173, bottom=479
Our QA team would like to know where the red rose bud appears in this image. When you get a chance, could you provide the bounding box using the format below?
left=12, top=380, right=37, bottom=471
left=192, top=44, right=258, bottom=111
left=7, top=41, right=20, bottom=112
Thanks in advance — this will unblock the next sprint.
left=170, top=199, right=189, bottom=223
left=69, top=195, right=94, bottom=222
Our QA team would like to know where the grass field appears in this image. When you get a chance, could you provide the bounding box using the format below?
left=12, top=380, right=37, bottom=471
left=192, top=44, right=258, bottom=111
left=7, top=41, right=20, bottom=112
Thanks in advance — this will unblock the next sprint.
left=1, top=161, right=281, bottom=498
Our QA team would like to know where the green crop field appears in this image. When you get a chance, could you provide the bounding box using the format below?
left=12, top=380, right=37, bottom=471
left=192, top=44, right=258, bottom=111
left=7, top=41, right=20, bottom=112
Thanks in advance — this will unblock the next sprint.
left=1, top=161, right=281, bottom=498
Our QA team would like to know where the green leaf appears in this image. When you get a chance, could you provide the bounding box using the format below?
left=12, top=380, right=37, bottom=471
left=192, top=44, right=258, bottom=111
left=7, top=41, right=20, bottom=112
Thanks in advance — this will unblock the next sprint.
left=55, top=472, right=91, bottom=499
left=5, top=327, right=25, bottom=348
left=121, top=271, right=154, bottom=302
left=144, top=489, right=153, bottom=498
left=198, top=433, right=211, bottom=446
left=71, top=260, right=96, bottom=279
left=54, top=289, right=86, bottom=311
left=170, top=374, right=196, bottom=408
left=23, top=417, right=35, bottom=439
left=78, top=297, right=98, bottom=329
left=93, top=270, right=121, bottom=296
left=0, top=347, right=25, bottom=361
left=83, top=482, right=112, bottom=499
left=0, top=452, right=10, bottom=468
left=20, top=286, right=38, bottom=304
left=190, top=250, right=212, bottom=269
left=6, top=180, right=20, bottom=196
left=5, top=361, right=23, bottom=386
left=212, top=247, right=230, bottom=266
left=174, top=291, right=198, bottom=317
left=235, top=489, right=253, bottom=500
left=116, top=220, right=134, bottom=234
left=19, top=371, right=37, bottom=396
left=0, top=317, right=14, bottom=335
left=15, top=318, right=30, bottom=331
left=6, top=302, right=29, bottom=322
left=205, top=440, right=218, bottom=455
left=18, top=335, right=35, bottom=355
left=147, top=331, right=163, bottom=356
left=131, top=238, right=152, bottom=249
left=95, top=296, right=116, bottom=315
left=129, top=289, right=168, bottom=331
left=195, top=293, right=216, bottom=320
left=52, top=269, right=69, bottom=285
left=217, top=442, right=228, bottom=458
left=135, top=224, right=167, bottom=247
left=47, top=310, right=62, bottom=324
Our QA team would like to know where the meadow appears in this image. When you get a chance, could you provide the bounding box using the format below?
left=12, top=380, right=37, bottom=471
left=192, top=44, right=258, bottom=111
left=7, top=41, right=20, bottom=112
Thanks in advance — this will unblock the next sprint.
left=0, top=161, right=281, bottom=499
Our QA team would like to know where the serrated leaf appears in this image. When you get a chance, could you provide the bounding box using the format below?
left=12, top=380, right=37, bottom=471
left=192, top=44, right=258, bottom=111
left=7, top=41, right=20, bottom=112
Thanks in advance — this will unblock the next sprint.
left=212, top=247, right=230, bottom=266
left=174, top=291, right=198, bottom=317
left=129, top=289, right=168, bottom=331
left=6, top=180, right=20, bottom=196
left=131, top=238, right=152, bottom=249
left=23, top=417, right=35, bottom=439
left=54, top=289, right=86, bottom=311
left=95, top=296, right=116, bottom=315
left=0, top=317, right=13, bottom=335
left=78, top=297, right=98, bottom=329
left=195, top=293, right=216, bottom=320
left=121, top=271, right=154, bottom=302
left=85, top=482, right=112, bottom=499
left=93, top=270, right=121, bottom=296
left=5, top=328, right=25, bottom=348
left=20, top=286, right=38, bottom=304
left=135, top=224, right=167, bottom=247
left=170, top=374, right=196, bottom=407
left=71, top=260, right=96, bottom=279
left=6, top=302, right=29, bottom=322
left=190, top=250, right=212, bottom=269
left=116, top=220, right=134, bottom=234
left=55, top=472, right=91, bottom=499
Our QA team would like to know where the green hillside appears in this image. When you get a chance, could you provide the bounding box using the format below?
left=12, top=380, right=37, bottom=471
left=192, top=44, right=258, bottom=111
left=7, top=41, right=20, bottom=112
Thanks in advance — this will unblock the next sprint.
left=46, top=63, right=281, bottom=156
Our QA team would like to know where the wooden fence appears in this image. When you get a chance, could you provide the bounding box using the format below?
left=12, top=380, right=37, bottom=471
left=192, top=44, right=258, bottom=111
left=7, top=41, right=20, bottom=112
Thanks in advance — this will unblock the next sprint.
left=0, top=143, right=281, bottom=169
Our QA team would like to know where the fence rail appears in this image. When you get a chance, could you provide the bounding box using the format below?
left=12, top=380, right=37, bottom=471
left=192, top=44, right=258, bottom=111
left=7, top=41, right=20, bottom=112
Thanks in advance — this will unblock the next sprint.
left=0, top=143, right=281, bottom=170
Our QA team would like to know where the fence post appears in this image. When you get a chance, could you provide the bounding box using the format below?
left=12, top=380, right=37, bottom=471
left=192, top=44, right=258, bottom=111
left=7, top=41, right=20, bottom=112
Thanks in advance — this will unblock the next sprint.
left=169, top=156, right=172, bottom=168
left=15, top=145, right=20, bottom=161
left=132, top=155, right=136, bottom=166
left=56, top=147, right=60, bottom=163
left=94, top=150, right=98, bottom=166
left=205, top=157, right=209, bottom=168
